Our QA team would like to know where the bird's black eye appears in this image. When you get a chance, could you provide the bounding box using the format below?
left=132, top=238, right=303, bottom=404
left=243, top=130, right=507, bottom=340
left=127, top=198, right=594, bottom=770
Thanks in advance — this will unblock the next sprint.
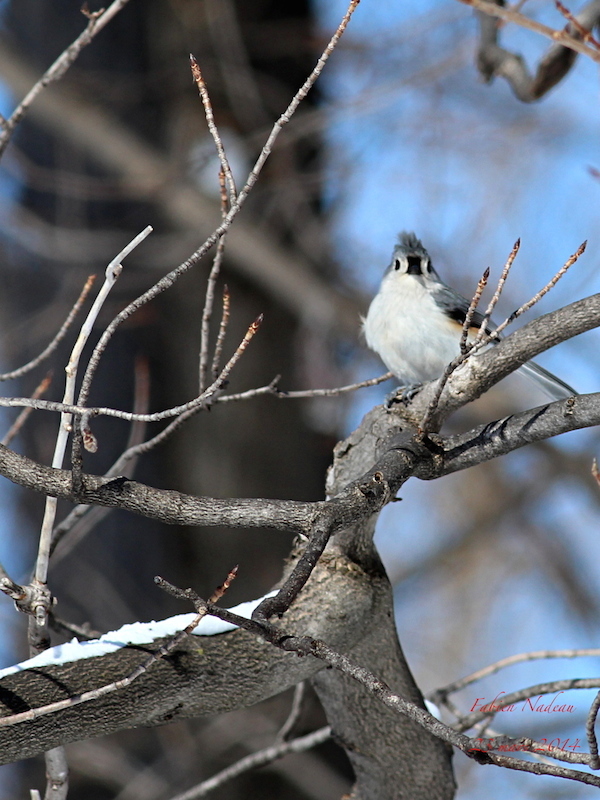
left=425, top=259, right=432, bottom=273
left=394, top=258, right=401, bottom=270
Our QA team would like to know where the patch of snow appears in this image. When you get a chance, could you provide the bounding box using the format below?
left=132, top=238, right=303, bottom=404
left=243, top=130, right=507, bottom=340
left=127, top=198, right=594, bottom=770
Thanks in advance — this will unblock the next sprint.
left=0, top=592, right=277, bottom=679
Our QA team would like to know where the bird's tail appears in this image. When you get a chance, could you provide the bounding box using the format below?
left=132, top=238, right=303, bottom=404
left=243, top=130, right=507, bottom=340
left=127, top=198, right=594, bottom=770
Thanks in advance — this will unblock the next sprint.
left=516, top=360, right=577, bottom=400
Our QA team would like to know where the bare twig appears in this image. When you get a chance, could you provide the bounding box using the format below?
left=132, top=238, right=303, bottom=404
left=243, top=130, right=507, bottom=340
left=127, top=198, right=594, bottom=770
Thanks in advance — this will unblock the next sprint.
left=190, top=55, right=237, bottom=202
left=168, top=726, right=331, bottom=800
left=209, top=565, right=239, bottom=604
left=32, top=237, right=148, bottom=602
left=556, top=0, right=600, bottom=48
left=199, top=238, right=226, bottom=393
left=419, top=241, right=520, bottom=432
left=276, top=682, right=307, bottom=742
left=489, top=241, right=586, bottom=339
left=429, top=647, right=600, bottom=701
left=0, top=369, right=393, bottom=420
left=211, top=284, right=231, bottom=380
left=1, top=372, right=52, bottom=446
left=0, top=275, right=95, bottom=382
left=0, top=0, right=132, bottom=158
left=474, top=239, right=520, bottom=344
left=472, top=750, right=600, bottom=787
left=49, top=356, right=150, bottom=560
left=252, top=520, right=331, bottom=626
left=197, top=115, right=231, bottom=392
left=273, top=372, right=394, bottom=399
left=460, top=267, right=490, bottom=354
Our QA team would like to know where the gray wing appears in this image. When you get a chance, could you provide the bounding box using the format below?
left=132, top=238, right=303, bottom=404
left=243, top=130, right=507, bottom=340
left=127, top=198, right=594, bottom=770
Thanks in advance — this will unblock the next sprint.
left=430, top=282, right=493, bottom=334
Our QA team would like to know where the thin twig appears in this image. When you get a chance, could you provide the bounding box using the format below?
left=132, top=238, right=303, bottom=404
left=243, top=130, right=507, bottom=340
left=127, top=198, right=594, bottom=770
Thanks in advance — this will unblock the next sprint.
left=429, top=647, right=600, bottom=701
left=418, top=266, right=491, bottom=434
left=49, top=356, right=150, bottom=560
left=190, top=55, right=237, bottom=202
left=273, top=372, right=394, bottom=399
left=199, top=163, right=230, bottom=393
left=33, top=240, right=137, bottom=582
left=168, top=726, right=331, bottom=800
left=25, top=229, right=150, bottom=651
left=211, top=284, right=231, bottom=380
left=460, top=267, right=489, bottom=353
left=474, top=239, right=520, bottom=344
left=476, top=749, right=600, bottom=787
left=1, top=371, right=52, bottom=446
left=490, top=241, right=586, bottom=340
left=199, top=238, right=226, bottom=393
left=72, top=0, right=360, bottom=428
left=276, top=682, right=306, bottom=742
left=0, top=369, right=393, bottom=420
left=0, top=0, right=132, bottom=158
left=556, top=0, right=600, bottom=48
left=0, top=276, right=95, bottom=382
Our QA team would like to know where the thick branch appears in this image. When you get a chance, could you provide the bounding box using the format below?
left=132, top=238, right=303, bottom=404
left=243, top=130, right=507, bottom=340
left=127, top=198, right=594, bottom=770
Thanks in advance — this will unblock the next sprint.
left=421, top=392, right=600, bottom=479
left=0, top=443, right=312, bottom=533
left=0, top=543, right=382, bottom=764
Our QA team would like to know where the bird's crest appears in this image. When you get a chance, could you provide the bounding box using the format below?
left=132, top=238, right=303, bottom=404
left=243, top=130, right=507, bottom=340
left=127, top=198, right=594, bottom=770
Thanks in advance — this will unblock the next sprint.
left=397, top=231, right=425, bottom=251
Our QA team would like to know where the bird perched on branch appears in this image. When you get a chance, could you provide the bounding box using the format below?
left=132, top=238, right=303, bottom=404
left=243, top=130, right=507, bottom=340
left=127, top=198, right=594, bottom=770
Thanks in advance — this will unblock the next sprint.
left=363, top=232, right=576, bottom=400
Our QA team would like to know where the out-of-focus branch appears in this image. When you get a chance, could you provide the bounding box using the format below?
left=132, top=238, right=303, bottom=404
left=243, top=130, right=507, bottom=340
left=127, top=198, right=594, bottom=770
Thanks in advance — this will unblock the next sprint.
left=466, top=0, right=600, bottom=100
left=168, top=726, right=331, bottom=800
left=0, top=0, right=132, bottom=157
left=0, top=276, right=94, bottom=382
left=0, top=43, right=359, bottom=334
left=1, top=371, right=52, bottom=446
left=430, top=648, right=600, bottom=701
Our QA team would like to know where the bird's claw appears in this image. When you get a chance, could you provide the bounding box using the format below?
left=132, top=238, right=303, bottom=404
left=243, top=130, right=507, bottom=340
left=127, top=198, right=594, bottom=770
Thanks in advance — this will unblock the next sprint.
left=385, top=383, right=423, bottom=408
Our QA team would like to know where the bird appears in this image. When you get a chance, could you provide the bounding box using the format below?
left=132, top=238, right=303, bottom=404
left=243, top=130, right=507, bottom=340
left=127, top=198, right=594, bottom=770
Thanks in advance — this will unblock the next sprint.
left=362, top=232, right=576, bottom=400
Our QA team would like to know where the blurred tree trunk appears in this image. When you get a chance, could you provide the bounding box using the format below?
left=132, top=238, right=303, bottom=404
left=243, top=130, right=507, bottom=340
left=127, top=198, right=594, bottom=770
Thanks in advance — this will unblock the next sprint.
left=0, top=1, right=348, bottom=795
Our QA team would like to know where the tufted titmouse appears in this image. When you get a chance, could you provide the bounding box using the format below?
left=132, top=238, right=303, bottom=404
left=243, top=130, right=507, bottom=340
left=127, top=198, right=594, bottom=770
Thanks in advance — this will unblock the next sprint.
left=363, top=232, right=576, bottom=400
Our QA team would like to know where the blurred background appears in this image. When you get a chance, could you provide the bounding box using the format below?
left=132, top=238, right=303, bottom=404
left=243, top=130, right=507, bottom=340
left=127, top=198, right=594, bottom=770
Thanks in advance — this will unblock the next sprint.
left=0, top=0, right=598, bottom=797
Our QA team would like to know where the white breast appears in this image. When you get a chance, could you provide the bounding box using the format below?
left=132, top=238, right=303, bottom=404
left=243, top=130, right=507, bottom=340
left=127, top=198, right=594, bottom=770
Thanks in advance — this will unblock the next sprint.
left=363, top=272, right=462, bottom=385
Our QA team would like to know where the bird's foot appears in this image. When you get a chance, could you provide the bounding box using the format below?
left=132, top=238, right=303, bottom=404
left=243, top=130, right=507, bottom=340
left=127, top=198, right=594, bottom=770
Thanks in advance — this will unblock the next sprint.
left=385, top=383, right=423, bottom=408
